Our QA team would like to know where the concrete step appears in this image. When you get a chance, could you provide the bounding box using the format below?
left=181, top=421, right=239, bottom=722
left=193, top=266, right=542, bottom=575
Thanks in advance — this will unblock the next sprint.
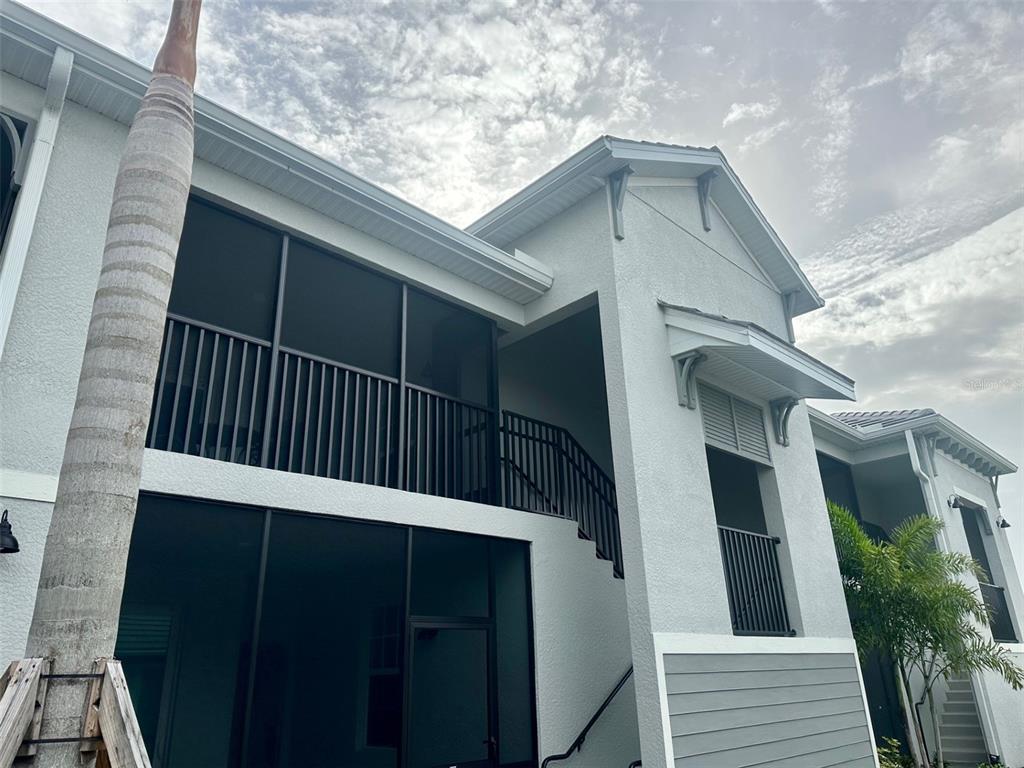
left=942, top=722, right=983, bottom=735
left=943, top=751, right=989, bottom=765
left=942, top=704, right=974, bottom=716
left=944, top=690, right=974, bottom=703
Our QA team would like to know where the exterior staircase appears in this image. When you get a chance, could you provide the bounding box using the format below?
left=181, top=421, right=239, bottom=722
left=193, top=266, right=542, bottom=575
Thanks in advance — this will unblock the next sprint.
left=940, top=675, right=990, bottom=767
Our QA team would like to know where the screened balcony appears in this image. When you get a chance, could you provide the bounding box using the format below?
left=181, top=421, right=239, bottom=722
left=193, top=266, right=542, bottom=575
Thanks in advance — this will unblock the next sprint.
left=148, top=197, right=623, bottom=576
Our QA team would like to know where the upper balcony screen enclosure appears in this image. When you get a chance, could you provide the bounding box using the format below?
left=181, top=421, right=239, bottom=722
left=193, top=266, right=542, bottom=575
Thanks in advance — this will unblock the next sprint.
left=282, top=240, right=401, bottom=377
left=152, top=196, right=497, bottom=497
left=169, top=199, right=281, bottom=341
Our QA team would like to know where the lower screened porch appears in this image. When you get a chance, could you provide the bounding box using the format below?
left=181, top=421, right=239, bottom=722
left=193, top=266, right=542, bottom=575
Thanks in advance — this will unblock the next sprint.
left=118, top=493, right=537, bottom=768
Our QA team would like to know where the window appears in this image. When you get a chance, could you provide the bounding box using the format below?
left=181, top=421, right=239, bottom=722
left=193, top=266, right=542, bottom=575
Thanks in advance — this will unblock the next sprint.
left=280, top=240, right=401, bottom=376
left=0, top=113, right=27, bottom=250
left=169, top=198, right=282, bottom=340
left=406, top=289, right=492, bottom=405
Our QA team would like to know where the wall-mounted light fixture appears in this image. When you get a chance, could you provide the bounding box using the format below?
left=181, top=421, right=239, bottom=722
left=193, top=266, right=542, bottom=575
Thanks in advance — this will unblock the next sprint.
left=947, top=495, right=963, bottom=509
left=0, top=509, right=19, bottom=554
left=996, top=516, right=1011, bottom=530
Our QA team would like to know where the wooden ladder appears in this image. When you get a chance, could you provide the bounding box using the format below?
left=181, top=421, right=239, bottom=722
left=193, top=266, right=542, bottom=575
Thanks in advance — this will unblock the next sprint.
left=0, top=657, right=150, bottom=768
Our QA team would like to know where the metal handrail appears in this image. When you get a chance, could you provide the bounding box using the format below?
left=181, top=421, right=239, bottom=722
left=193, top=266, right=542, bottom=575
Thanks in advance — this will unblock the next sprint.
left=540, top=666, right=633, bottom=768
left=501, top=410, right=623, bottom=576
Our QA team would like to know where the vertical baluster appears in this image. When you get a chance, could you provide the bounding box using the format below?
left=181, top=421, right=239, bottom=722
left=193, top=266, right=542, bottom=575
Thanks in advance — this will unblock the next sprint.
left=245, top=346, right=263, bottom=465
left=765, top=538, right=785, bottom=632
left=350, top=375, right=362, bottom=482
left=198, top=332, right=220, bottom=457
left=760, top=538, right=776, bottom=633
left=339, top=370, right=350, bottom=481
left=149, top=319, right=175, bottom=449
left=313, top=363, right=326, bottom=476
left=284, top=350, right=301, bottom=472
left=297, top=359, right=312, bottom=474
left=166, top=324, right=191, bottom=451
left=229, top=341, right=248, bottom=463
left=327, top=368, right=338, bottom=479
left=182, top=328, right=205, bottom=456
left=212, top=338, right=235, bottom=461
left=273, top=353, right=289, bottom=470
left=414, top=390, right=422, bottom=494
left=442, top=399, right=450, bottom=498
left=384, top=383, right=393, bottom=487
left=361, top=375, right=372, bottom=485
left=373, top=379, right=382, bottom=486
left=749, top=535, right=767, bottom=633
left=404, top=390, right=413, bottom=492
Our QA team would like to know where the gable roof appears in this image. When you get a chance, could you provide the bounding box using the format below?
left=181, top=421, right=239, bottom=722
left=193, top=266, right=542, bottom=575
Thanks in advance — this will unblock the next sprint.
left=809, top=407, right=1017, bottom=478
left=0, top=0, right=553, bottom=305
left=467, top=135, right=824, bottom=316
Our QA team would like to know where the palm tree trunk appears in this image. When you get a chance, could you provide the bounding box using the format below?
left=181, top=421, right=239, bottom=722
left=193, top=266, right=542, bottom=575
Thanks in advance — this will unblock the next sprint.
left=22, top=2, right=201, bottom=764
left=927, top=686, right=943, bottom=768
left=896, top=661, right=928, bottom=768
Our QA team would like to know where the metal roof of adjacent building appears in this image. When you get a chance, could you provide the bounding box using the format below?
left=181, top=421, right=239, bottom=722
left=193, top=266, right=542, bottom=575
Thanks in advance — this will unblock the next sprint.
left=831, top=409, right=937, bottom=430
left=809, top=407, right=1016, bottom=478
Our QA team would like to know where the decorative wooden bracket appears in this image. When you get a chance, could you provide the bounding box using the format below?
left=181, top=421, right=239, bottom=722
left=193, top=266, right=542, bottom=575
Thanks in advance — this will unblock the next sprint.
left=697, top=169, right=718, bottom=232
left=674, top=352, right=705, bottom=409
left=770, top=397, right=799, bottom=446
left=608, top=166, right=633, bottom=241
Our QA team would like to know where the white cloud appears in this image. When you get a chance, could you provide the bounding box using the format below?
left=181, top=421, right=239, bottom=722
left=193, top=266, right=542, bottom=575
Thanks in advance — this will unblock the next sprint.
left=722, top=97, right=778, bottom=127
left=739, top=119, right=791, bottom=153
left=808, top=63, right=853, bottom=218
left=898, top=4, right=1022, bottom=109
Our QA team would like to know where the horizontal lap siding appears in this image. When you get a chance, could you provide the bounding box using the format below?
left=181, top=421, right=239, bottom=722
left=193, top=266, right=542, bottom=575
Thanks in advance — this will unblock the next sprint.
left=665, top=652, right=874, bottom=768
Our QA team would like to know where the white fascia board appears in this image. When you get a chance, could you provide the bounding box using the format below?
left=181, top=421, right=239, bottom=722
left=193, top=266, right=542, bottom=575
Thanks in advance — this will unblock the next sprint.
left=466, top=135, right=618, bottom=237
left=711, top=157, right=823, bottom=316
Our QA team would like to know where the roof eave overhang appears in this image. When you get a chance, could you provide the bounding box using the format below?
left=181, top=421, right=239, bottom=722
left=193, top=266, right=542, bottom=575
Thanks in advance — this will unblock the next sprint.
left=469, top=136, right=824, bottom=315
left=808, top=410, right=1017, bottom=478
left=662, top=304, right=855, bottom=403
left=0, top=0, right=553, bottom=305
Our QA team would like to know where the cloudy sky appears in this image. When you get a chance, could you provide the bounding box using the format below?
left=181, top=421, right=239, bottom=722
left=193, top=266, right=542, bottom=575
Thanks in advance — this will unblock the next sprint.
left=23, top=0, right=1024, bottom=561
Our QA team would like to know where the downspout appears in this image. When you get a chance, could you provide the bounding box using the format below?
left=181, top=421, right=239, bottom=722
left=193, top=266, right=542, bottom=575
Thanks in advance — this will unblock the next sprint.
left=904, top=429, right=1003, bottom=762
left=0, top=46, right=73, bottom=363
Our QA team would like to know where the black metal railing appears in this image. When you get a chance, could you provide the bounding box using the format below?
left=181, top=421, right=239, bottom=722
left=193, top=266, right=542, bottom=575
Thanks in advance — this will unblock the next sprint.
left=267, top=348, right=400, bottom=488
left=980, top=582, right=1018, bottom=643
left=149, top=315, right=272, bottom=465
left=405, top=384, right=496, bottom=504
left=718, top=525, right=793, bottom=636
left=540, top=666, right=633, bottom=768
left=501, top=411, right=622, bottom=577
left=148, top=317, right=621, bottom=571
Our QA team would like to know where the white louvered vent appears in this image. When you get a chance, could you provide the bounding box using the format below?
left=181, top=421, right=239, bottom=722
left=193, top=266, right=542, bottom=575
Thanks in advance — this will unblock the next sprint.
left=698, top=382, right=772, bottom=465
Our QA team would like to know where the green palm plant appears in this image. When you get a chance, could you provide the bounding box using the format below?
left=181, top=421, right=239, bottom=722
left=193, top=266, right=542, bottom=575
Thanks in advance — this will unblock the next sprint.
left=828, top=501, right=1023, bottom=768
